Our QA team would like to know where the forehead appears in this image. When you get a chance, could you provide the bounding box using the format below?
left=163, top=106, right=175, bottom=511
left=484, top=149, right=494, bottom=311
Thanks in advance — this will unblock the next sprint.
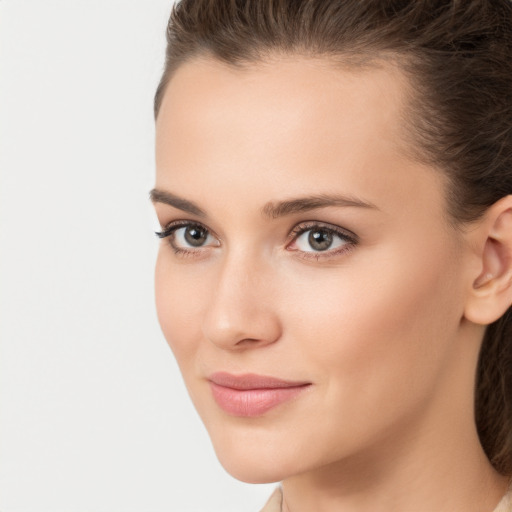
left=155, top=55, right=447, bottom=226
left=156, top=55, right=412, bottom=158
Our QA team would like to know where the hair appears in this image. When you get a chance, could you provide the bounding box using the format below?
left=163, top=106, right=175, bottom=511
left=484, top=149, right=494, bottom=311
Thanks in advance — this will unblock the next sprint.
left=154, top=0, right=512, bottom=474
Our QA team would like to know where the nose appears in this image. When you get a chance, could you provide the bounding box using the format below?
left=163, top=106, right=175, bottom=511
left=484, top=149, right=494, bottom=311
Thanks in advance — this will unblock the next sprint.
left=201, top=251, right=282, bottom=351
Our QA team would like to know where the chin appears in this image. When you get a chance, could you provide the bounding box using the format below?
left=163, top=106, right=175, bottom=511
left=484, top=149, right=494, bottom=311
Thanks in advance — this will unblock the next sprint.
left=205, top=424, right=300, bottom=483
left=215, top=450, right=289, bottom=484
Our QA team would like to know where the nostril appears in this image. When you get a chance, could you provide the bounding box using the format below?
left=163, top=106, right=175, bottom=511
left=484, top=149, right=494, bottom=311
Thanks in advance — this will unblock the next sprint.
left=235, top=338, right=265, bottom=347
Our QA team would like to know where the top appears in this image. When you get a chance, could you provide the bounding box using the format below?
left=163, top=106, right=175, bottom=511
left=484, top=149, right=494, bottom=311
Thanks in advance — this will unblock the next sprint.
left=259, top=483, right=512, bottom=512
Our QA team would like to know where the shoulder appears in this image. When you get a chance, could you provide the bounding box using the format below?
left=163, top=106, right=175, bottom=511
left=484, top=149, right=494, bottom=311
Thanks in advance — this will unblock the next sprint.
left=259, top=487, right=282, bottom=512
left=258, top=482, right=512, bottom=512
left=494, top=483, right=512, bottom=512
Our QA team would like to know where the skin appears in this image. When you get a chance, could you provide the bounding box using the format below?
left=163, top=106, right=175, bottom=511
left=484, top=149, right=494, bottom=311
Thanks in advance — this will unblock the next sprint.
left=153, top=55, right=512, bottom=512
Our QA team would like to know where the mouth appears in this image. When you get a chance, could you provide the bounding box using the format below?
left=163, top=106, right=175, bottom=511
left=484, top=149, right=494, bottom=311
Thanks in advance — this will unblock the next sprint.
left=207, top=372, right=312, bottom=417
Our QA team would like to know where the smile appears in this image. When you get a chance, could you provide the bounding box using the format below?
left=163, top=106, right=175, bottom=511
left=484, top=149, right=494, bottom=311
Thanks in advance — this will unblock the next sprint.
left=208, top=372, right=312, bottom=417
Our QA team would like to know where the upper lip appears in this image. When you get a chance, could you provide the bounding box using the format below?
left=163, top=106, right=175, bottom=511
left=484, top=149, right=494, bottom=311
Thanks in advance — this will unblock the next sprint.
left=208, top=372, right=311, bottom=390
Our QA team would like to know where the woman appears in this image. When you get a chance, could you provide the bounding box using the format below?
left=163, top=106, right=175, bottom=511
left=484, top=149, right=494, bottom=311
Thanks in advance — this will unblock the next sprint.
left=150, top=1, right=512, bottom=510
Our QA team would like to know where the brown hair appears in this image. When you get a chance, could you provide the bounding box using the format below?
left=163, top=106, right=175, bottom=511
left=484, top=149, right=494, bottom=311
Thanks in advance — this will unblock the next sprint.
left=154, top=0, right=512, bottom=474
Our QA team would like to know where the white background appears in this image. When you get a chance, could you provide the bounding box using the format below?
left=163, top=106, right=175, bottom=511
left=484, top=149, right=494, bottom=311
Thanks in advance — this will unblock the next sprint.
left=0, top=1, right=274, bottom=510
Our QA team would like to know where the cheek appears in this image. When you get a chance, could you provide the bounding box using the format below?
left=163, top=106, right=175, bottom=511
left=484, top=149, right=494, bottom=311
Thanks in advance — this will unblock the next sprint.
left=154, top=249, right=206, bottom=364
left=283, top=242, right=463, bottom=423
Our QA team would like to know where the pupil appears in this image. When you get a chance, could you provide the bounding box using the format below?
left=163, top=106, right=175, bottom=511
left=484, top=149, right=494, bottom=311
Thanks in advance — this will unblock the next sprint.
left=185, top=226, right=207, bottom=247
left=308, top=229, right=333, bottom=251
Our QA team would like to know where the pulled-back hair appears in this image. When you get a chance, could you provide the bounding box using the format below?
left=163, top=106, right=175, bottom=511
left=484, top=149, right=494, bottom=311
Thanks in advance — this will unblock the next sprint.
left=154, top=0, right=512, bottom=474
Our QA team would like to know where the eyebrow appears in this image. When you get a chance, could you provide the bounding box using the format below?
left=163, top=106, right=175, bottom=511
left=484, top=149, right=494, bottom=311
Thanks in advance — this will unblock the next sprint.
left=149, top=188, right=379, bottom=219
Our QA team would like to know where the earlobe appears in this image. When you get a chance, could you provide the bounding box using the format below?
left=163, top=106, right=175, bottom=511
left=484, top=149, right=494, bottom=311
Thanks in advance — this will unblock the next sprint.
left=464, top=196, right=512, bottom=325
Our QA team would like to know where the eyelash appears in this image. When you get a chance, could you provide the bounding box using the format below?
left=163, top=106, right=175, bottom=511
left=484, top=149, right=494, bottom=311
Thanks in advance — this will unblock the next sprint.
left=155, top=220, right=358, bottom=262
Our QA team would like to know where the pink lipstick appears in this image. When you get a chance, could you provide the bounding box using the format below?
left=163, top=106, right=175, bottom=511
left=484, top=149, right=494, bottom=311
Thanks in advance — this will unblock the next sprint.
left=208, top=372, right=311, bottom=417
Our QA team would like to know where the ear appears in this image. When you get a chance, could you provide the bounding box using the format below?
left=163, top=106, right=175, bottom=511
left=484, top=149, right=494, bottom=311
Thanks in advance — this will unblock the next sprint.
left=464, top=195, right=512, bottom=325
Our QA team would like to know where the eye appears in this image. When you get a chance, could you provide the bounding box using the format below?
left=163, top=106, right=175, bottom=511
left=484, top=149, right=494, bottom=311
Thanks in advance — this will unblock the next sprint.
left=287, top=222, right=357, bottom=260
left=173, top=224, right=212, bottom=248
left=155, top=221, right=220, bottom=254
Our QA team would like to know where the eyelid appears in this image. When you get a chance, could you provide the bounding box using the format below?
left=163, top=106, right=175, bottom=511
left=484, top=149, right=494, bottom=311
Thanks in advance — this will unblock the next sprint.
left=156, top=219, right=221, bottom=243
left=287, top=221, right=358, bottom=245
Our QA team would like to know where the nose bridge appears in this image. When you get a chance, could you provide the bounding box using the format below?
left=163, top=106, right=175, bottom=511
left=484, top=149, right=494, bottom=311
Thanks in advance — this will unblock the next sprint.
left=202, top=247, right=281, bottom=349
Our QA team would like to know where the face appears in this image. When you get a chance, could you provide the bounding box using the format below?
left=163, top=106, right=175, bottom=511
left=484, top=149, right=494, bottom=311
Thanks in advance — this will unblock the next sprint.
left=153, top=56, right=471, bottom=483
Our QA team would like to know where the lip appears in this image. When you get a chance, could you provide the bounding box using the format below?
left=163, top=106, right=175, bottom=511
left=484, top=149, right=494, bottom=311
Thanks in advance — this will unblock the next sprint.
left=208, top=372, right=311, bottom=417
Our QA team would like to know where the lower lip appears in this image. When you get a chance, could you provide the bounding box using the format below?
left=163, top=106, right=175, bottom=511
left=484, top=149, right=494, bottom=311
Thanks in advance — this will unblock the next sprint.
left=209, top=382, right=310, bottom=417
